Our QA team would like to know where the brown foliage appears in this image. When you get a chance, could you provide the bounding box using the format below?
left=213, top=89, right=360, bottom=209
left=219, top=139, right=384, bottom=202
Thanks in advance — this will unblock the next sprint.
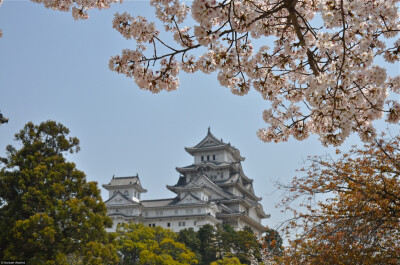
left=280, top=135, right=400, bottom=264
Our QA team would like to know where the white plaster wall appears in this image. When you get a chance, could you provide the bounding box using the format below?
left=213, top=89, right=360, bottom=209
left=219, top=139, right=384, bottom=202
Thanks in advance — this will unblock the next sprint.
left=142, top=216, right=220, bottom=232
left=197, top=191, right=209, bottom=201
left=248, top=208, right=260, bottom=222
left=194, top=151, right=224, bottom=164
left=107, top=187, right=142, bottom=201
left=143, top=206, right=209, bottom=218
left=225, top=152, right=235, bottom=163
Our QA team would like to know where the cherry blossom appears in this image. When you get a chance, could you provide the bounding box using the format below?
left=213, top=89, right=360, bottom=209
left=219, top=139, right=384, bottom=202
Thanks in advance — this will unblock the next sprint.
left=25, top=0, right=400, bottom=146
left=29, top=0, right=120, bottom=20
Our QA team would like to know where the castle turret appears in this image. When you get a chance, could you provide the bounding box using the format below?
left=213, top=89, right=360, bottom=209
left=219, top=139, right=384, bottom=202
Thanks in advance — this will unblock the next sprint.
left=102, top=174, right=147, bottom=202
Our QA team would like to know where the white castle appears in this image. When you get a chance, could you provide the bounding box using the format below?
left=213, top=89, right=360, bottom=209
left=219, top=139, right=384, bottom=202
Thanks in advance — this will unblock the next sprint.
left=103, top=129, right=269, bottom=236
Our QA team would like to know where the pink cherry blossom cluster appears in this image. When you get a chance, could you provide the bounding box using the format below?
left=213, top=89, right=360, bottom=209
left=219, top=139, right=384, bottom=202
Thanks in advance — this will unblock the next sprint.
left=112, top=12, right=159, bottom=43
left=110, top=0, right=400, bottom=146
left=27, top=0, right=400, bottom=146
left=29, top=0, right=120, bottom=20
left=109, top=48, right=180, bottom=93
left=150, top=0, right=189, bottom=25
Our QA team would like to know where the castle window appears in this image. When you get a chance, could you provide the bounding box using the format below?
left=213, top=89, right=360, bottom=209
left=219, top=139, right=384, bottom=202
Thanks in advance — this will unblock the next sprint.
left=152, top=224, right=155, bottom=227
left=201, top=156, right=204, bottom=161
left=213, top=155, right=216, bottom=160
left=134, top=191, right=137, bottom=197
left=182, top=221, right=186, bottom=226
left=194, top=221, right=197, bottom=225
left=207, top=155, right=210, bottom=161
left=175, top=210, right=179, bottom=215
left=149, top=224, right=151, bottom=227
left=167, top=223, right=170, bottom=227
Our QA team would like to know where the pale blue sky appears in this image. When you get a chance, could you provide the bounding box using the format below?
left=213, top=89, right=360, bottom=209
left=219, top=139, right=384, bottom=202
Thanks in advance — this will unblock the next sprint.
left=0, top=1, right=399, bottom=229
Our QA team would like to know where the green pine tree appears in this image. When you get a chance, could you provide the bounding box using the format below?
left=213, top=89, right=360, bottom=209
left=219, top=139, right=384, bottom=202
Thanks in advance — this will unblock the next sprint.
left=0, top=121, right=118, bottom=264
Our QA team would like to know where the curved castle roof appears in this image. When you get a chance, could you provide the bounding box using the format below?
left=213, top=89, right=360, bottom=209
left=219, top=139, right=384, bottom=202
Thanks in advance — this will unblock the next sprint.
left=184, top=128, right=245, bottom=162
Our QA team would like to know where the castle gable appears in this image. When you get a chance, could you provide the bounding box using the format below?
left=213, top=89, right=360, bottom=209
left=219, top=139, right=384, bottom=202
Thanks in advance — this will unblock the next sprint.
left=193, top=174, right=232, bottom=200
left=182, top=180, right=201, bottom=189
left=176, top=192, right=203, bottom=205
left=105, top=191, right=138, bottom=206
left=193, top=128, right=225, bottom=148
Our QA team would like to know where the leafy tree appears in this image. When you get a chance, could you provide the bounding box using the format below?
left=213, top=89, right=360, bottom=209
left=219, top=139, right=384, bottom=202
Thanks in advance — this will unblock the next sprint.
left=214, top=224, right=235, bottom=255
left=233, top=229, right=261, bottom=264
left=258, top=228, right=283, bottom=265
left=213, top=224, right=260, bottom=264
left=260, top=228, right=283, bottom=257
left=21, top=0, right=400, bottom=146
left=280, top=135, right=400, bottom=264
left=210, top=255, right=243, bottom=265
left=196, top=224, right=261, bottom=265
left=178, top=228, right=202, bottom=262
left=0, top=121, right=118, bottom=264
left=198, top=224, right=217, bottom=265
left=116, top=223, right=198, bottom=265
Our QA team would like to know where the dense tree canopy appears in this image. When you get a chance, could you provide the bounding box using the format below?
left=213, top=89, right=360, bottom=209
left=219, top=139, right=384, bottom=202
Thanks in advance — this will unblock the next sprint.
left=18, top=0, right=400, bottom=146
left=0, top=121, right=118, bottom=264
left=177, top=228, right=202, bottom=262
left=115, top=223, right=198, bottom=265
left=259, top=228, right=283, bottom=263
left=179, top=224, right=261, bottom=265
left=279, top=135, right=400, bottom=264
left=210, top=255, right=243, bottom=265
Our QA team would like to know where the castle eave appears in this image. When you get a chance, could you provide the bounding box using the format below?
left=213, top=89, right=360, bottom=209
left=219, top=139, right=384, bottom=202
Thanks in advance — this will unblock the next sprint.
left=103, top=184, right=147, bottom=193
left=216, top=213, right=267, bottom=232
